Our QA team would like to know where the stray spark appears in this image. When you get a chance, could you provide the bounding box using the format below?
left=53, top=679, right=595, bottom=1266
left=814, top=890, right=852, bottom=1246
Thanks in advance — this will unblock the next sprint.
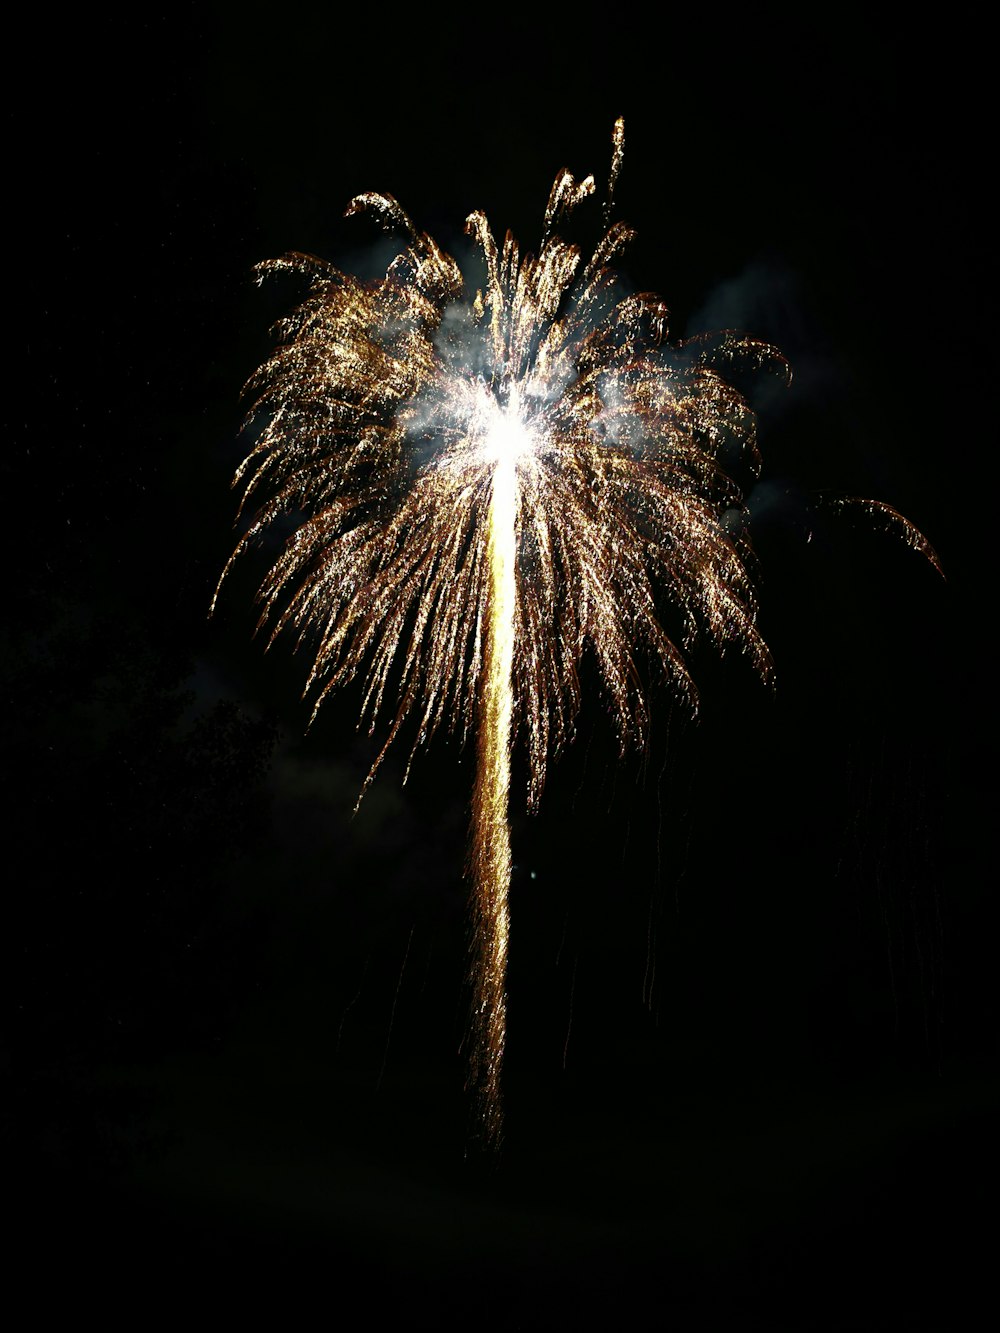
left=216, top=120, right=938, bottom=1150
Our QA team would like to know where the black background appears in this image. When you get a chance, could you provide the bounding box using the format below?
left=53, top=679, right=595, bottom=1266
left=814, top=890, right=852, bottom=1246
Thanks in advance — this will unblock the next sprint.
left=6, top=5, right=994, bottom=1326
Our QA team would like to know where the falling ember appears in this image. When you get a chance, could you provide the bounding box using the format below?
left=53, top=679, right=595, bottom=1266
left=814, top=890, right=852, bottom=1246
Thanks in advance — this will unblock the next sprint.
left=215, top=120, right=938, bottom=1150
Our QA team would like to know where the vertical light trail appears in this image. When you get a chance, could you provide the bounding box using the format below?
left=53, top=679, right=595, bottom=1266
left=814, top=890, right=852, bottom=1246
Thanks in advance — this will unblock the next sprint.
left=468, top=418, right=518, bottom=1149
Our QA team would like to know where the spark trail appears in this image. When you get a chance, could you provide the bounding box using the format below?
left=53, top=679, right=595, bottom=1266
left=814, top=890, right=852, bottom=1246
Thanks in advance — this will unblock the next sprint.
left=215, top=120, right=938, bottom=1150
left=468, top=424, right=516, bottom=1144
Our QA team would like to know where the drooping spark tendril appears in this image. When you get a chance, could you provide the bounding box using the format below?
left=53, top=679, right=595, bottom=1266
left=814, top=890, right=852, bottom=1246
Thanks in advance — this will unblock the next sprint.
left=215, top=120, right=938, bottom=1149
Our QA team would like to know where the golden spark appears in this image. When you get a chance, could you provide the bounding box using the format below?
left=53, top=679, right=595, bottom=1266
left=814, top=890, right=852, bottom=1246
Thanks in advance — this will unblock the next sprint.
left=215, top=120, right=938, bottom=1150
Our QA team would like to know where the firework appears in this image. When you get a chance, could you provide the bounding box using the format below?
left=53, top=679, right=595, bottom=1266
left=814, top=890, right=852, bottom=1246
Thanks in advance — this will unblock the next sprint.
left=215, top=121, right=937, bottom=1149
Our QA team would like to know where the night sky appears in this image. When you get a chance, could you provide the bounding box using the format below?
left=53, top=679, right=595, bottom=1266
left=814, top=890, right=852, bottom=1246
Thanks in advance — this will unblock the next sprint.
left=7, top=7, right=994, bottom=1326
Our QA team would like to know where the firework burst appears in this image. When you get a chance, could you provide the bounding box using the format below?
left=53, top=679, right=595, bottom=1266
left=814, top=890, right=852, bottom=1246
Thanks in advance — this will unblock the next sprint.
left=215, top=120, right=937, bottom=1149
